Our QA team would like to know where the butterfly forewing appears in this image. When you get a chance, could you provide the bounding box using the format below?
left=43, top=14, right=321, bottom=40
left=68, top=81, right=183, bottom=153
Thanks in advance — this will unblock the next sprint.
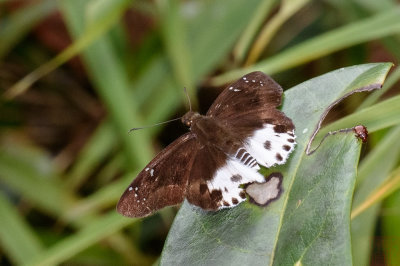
left=208, top=71, right=296, bottom=168
left=117, top=133, right=199, bottom=217
left=207, top=71, right=282, bottom=120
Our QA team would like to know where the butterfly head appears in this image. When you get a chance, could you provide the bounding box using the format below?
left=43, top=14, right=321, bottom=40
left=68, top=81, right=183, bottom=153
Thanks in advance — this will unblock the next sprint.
left=181, top=111, right=200, bottom=128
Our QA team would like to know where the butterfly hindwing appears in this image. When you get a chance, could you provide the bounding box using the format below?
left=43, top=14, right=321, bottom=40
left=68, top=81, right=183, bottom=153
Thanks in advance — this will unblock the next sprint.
left=187, top=144, right=265, bottom=210
left=117, top=133, right=199, bottom=217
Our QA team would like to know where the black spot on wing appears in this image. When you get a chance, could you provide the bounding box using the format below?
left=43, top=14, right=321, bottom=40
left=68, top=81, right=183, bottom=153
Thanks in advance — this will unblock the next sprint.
left=276, top=153, right=283, bottom=161
left=283, top=145, right=291, bottom=151
left=232, top=198, right=239, bottom=204
left=231, top=174, right=242, bottom=182
left=239, top=191, right=246, bottom=199
left=264, top=140, right=271, bottom=150
left=274, top=125, right=287, bottom=133
left=210, top=190, right=222, bottom=202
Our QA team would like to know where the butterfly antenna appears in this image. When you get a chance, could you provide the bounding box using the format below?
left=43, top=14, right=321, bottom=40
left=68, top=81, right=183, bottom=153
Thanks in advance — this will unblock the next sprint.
left=130, top=88, right=192, bottom=133
left=184, top=87, right=192, bottom=112
left=129, top=117, right=182, bottom=133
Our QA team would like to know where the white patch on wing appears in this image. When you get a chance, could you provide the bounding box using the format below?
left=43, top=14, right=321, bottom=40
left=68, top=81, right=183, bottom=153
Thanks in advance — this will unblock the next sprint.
left=207, top=158, right=265, bottom=209
left=244, top=124, right=296, bottom=168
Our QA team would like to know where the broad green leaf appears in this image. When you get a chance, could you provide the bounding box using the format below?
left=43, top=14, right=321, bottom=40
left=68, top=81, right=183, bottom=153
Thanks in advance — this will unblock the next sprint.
left=357, top=58, right=400, bottom=111
left=161, top=63, right=392, bottom=265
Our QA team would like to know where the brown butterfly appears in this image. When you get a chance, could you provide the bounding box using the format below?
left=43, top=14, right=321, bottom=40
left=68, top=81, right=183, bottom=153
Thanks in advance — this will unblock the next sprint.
left=117, top=72, right=296, bottom=217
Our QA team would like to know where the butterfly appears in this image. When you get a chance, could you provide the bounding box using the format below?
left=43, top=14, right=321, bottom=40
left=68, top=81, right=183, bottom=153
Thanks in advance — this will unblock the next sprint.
left=117, top=71, right=296, bottom=217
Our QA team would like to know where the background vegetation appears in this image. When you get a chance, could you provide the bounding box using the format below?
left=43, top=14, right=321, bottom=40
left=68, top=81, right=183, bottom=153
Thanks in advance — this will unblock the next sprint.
left=0, top=0, right=399, bottom=265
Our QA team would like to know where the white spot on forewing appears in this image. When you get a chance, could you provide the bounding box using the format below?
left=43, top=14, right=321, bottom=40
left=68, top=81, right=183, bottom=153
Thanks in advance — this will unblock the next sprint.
left=150, top=169, right=154, bottom=176
left=245, top=177, right=281, bottom=205
left=128, top=187, right=133, bottom=191
left=229, top=86, right=233, bottom=90
left=233, top=89, right=241, bottom=92
left=145, top=168, right=149, bottom=171
left=244, top=124, right=296, bottom=168
left=207, top=158, right=264, bottom=208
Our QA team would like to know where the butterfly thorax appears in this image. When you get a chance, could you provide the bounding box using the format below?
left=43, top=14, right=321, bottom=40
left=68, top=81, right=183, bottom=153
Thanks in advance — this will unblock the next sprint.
left=183, top=112, right=242, bottom=156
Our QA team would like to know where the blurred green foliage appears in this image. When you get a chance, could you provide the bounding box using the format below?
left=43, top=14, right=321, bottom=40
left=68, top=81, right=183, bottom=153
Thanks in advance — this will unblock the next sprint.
left=0, top=0, right=399, bottom=265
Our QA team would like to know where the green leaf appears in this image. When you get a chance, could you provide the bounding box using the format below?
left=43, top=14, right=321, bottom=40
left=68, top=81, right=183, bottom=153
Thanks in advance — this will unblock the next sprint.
left=357, top=66, right=400, bottom=110
left=60, top=0, right=154, bottom=168
left=25, top=211, right=135, bottom=266
left=4, top=0, right=131, bottom=99
left=233, top=0, right=277, bottom=63
left=0, top=192, right=43, bottom=265
left=0, top=138, right=76, bottom=215
left=65, top=121, right=117, bottom=190
left=351, top=126, right=400, bottom=266
left=317, top=94, right=400, bottom=139
left=383, top=190, right=400, bottom=266
left=161, top=63, right=392, bottom=265
left=158, top=0, right=194, bottom=90
left=0, top=0, right=57, bottom=59
left=211, top=7, right=400, bottom=85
